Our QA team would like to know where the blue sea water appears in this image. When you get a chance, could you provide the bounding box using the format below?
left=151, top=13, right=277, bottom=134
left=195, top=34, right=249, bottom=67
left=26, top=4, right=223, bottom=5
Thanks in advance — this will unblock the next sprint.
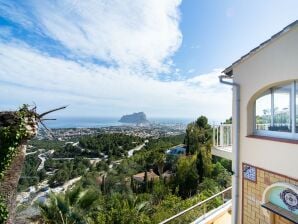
left=43, top=117, right=192, bottom=129
left=43, top=117, right=120, bottom=128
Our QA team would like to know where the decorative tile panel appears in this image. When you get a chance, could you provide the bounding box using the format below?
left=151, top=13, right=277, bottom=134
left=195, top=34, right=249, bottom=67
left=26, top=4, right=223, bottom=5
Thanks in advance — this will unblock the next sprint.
left=280, top=188, right=298, bottom=212
left=242, top=163, right=298, bottom=224
left=243, top=164, right=257, bottom=182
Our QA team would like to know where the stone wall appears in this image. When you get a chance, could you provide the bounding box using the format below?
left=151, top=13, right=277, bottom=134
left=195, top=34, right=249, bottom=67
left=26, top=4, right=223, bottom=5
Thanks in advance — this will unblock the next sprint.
left=242, top=163, right=297, bottom=224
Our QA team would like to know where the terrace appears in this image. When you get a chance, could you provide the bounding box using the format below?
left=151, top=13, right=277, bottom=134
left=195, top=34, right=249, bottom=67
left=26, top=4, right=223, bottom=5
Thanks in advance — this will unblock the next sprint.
left=212, top=124, right=232, bottom=160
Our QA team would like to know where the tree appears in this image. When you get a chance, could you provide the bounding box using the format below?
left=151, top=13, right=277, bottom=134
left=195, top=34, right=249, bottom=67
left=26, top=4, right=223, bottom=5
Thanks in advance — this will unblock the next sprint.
left=143, top=171, right=148, bottom=192
left=102, top=193, right=151, bottom=224
left=223, top=117, right=232, bottom=124
left=175, top=155, right=199, bottom=198
left=198, top=178, right=222, bottom=210
left=154, top=153, right=165, bottom=176
left=0, top=106, right=37, bottom=223
left=152, top=180, right=170, bottom=205
left=0, top=105, right=66, bottom=223
left=38, top=169, right=47, bottom=181
left=39, top=186, right=100, bottom=224
left=196, top=150, right=204, bottom=183
left=196, top=145, right=212, bottom=183
left=185, top=116, right=212, bottom=154
left=101, top=175, right=106, bottom=194
left=196, top=116, right=210, bottom=129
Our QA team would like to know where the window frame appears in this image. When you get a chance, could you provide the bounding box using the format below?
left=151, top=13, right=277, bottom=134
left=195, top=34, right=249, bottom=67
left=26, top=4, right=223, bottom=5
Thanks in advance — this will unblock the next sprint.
left=254, top=81, right=298, bottom=140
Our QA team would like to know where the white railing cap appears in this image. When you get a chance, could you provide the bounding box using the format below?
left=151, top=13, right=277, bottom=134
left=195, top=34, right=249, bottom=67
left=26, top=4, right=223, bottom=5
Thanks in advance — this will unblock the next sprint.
left=159, top=186, right=232, bottom=224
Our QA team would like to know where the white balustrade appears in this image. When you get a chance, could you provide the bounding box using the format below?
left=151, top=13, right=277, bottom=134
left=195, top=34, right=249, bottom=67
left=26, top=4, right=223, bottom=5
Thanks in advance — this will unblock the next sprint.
left=213, top=124, right=232, bottom=148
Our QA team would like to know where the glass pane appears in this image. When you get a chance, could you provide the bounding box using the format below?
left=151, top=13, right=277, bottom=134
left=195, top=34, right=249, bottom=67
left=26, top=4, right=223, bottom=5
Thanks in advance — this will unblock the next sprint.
left=270, top=84, right=291, bottom=132
left=296, top=82, right=298, bottom=132
left=255, top=91, right=271, bottom=130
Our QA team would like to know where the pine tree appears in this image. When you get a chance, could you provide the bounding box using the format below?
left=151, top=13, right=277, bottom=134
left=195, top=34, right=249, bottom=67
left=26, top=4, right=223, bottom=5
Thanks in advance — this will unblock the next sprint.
left=130, top=176, right=135, bottom=192
left=196, top=151, right=204, bottom=183
left=101, top=175, right=105, bottom=194
left=144, top=171, right=148, bottom=192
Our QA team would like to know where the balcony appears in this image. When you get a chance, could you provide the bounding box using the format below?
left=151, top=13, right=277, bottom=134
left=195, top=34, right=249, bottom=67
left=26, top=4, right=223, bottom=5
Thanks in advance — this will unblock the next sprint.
left=159, top=187, right=232, bottom=224
left=212, top=124, right=232, bottom=160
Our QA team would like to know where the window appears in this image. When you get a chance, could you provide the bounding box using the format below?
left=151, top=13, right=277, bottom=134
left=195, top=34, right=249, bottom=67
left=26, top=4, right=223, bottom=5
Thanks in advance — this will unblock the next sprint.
left=255, top=91, right=271, bottom=130
left=254, top=81, right=298, bottom=139
left=271, top=84, right=291, bottom=132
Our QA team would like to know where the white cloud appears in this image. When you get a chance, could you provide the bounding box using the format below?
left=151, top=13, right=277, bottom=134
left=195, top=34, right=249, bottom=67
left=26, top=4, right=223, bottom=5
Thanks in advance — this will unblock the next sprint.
left=0, top=42, right=231, bottom=120
left=0, top=2, right=35, bottom=29
left=187, top=69, right=195, bottom=74
left=186, top=69, right=223, bottom=88
left=0, top=1, right=232, bottom=121
left=4, top=0, right=181, bottom=73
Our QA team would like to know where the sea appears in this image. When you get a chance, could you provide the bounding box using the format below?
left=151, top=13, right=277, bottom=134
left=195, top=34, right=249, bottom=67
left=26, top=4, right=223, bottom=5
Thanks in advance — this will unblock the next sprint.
left=43, top=117, right=193, bottom=129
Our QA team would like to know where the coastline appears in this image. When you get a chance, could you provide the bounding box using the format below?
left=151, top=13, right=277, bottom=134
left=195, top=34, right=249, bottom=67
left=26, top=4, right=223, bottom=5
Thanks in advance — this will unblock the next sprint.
left=43, top=117, right=192, bottom=129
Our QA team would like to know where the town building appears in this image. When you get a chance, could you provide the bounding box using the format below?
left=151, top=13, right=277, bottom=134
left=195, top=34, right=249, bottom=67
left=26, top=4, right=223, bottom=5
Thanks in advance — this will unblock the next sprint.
left=166, top=144, right=186, bottom=156
left=133, top=169, right=159, bottom=183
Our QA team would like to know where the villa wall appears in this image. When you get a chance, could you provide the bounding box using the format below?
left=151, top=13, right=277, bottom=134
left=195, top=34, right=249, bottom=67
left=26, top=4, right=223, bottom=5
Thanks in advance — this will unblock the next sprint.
left=231, top=24, right=298, bottom=223
left=242, top=163, right=297, bottom=224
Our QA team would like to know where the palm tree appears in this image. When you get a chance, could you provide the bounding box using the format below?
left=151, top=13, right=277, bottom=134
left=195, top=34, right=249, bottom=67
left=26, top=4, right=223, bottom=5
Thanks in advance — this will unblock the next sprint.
left=38, top=187, right=100, bottom=224
left=155, top=153, right=166, bottom=177
left=106, top=193, right=151, bottom=224
left=0, top=105, right=66, bottom=223
left=0, top=109, right=37, bottom=224
left=125, top=195, right=150, bottom=215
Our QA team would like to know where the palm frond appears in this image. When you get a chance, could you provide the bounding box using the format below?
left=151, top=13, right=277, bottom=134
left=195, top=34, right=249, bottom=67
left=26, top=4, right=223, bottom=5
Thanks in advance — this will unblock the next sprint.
left=77, top=189, right=99, bottom=210
left=66, top=186, right=82, bottom=206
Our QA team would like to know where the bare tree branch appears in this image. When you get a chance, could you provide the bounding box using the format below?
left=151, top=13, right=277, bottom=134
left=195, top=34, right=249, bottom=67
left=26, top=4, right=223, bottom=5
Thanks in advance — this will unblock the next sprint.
left=40, top=118, right=57, bottom=121
left=39, top=120, right=57, bottom=140
left=38, top=105, right=68, bottom=119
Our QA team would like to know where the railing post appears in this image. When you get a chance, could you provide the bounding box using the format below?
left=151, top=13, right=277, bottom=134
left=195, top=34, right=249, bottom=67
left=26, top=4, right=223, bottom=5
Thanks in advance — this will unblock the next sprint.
left=222, top=192, right=225, bottom=203
left=229, top=125, right=231, bottom=145
left=217, top=127, right=219, bottom=146
left=213, top=124, right=233, bottom=148
left=231, top=124, right=233, bottom=145
left=220, top=125, right=224, bottom=147
left=213, top=127, right=215, bottom=146
left=225, top=126, right=228, bottom=146
left=224, top=126, right=227, bottom=146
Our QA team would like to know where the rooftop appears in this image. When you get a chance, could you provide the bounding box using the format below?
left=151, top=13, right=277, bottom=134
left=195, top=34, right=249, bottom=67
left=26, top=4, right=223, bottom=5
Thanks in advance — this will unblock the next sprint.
left=133, top=169, right=159, bottom=182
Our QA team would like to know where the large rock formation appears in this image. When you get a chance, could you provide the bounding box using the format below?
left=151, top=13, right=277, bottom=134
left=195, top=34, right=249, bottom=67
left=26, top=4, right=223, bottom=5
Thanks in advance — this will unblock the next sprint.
left=119, top=112, right=149, bottom=124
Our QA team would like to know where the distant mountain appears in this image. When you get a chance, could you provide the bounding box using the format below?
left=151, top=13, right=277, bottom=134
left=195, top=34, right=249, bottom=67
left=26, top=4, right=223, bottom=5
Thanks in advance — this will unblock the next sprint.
left=119, top=112, right=149, bottom=124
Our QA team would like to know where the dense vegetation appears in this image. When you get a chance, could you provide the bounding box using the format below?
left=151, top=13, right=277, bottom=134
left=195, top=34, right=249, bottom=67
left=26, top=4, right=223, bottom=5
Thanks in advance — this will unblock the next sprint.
left=46, top=158, right=91, bottom=187
left=18, top=134, right=144, bottom=191
left=34, top=116, right=232, bottom=224
left=28, top=139, right=65, bottom=152
left=53, top=133, right=143, bottom=159
left=18, top=154, right=46, bottom=191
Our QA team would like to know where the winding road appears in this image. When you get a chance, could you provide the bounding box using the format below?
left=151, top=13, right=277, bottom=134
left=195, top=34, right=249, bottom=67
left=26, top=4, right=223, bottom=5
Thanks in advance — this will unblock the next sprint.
left=128, top=143, right=145, bottom=157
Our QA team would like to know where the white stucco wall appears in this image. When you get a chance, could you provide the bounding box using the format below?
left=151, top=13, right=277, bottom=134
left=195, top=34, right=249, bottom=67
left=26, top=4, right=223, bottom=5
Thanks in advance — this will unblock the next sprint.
left=231, top=24, right=298, bottom=223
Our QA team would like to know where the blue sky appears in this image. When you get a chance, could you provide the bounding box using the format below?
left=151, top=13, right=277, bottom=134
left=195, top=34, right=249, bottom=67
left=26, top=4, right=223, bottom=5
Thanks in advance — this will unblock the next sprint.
left=0, top=0, right=297, bottom=121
